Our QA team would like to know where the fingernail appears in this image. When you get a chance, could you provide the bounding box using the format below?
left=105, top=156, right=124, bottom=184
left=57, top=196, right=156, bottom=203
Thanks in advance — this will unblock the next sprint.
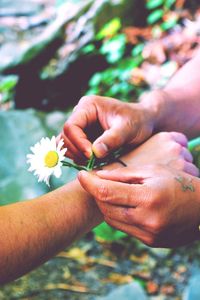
left=78, top=170, right=88, bottom=179
left=92, top=143, right=108, bottom=158
left=84, top=148, right=92, bottom=158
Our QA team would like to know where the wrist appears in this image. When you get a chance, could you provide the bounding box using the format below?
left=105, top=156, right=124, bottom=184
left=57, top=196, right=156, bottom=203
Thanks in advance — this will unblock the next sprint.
left=139, top=89, right=171, bottom=133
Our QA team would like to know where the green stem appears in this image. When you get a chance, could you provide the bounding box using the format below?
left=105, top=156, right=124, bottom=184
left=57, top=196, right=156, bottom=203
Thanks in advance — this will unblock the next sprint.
left=188, top=137, right=200, bottom=152
left=86, top=152, right=96, bottom=171
left=61, top=161, right=88, bottom=171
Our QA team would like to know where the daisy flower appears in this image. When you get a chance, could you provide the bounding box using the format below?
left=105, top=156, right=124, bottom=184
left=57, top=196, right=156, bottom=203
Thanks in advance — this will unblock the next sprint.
left=27, top=136, right=67, bottom=186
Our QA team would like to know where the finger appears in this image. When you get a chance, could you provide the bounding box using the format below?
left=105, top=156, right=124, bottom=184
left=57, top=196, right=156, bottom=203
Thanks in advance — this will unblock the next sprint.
left=61, top=132, right=85, bottom=161
left=78, top=170, right=149, bottom=206
left=64, top=105, right=97, bottom=158
left=93, top=122, right=129, bottom=158
left=63, top=123, right=92, bottom=159
left=184, top=162, right=199, bottom=177
left=105, top=217, right=152, bottom=245
left=169, top=132, right=188, bottom=147
left=96, top=166, right=153, bottom=183
left=96, top=201, right=143, bottom=227
left=180, top=147, right=193, bottom=162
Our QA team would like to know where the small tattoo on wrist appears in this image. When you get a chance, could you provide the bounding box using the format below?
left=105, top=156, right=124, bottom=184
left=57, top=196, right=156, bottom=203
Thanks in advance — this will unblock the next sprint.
left=175, top=176, right=195, bottom=192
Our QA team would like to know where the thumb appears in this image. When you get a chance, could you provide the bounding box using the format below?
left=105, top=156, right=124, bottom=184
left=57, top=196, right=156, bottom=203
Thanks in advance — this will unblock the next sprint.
left=92, top=124, right=130, bottom=158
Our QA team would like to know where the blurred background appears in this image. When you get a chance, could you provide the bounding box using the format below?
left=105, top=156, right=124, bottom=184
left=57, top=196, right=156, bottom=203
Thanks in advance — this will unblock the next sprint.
left=1, top=0, right=200, bottom=299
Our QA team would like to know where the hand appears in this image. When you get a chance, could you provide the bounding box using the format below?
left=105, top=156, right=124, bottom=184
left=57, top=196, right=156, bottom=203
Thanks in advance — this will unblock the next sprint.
left=60, top=95, right=158, bottom=161
left=78, top=165, right=200, bottom=248
left=106, top=131, right=199, bottom=177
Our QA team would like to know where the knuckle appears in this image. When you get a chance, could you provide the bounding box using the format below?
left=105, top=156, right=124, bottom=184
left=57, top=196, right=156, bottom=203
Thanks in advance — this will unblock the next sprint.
left=108, top=131, right=123, bottom=146
left=172, top=158, right=185, bottom=171
left=79, top=95, right=96, bottom=105
left=123, top=207, right=134, bottom=224
left=145, top=190, right=161, bottom=209
left=156, top=131, right=171, bottom=141
left=193, top=165, right=200, bottom=177
left=171, top=142, right=182, bottom=155
left=147, top=216, right=165, bottom=235
left=97, top=184, right=109, bottom=201
left=63, top=122, right=71, bottom=135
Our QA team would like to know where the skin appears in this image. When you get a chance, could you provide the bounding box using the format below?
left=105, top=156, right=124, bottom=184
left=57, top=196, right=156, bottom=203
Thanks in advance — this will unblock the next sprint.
left=0, top=181, right=102, bottom=285
left=60, top=51, right=200, bottom=160
left=78, top=166, right=200, bottom=248
left=77, top=132, right=200, bottom=249
left=0, top=131, right=195, bottom=284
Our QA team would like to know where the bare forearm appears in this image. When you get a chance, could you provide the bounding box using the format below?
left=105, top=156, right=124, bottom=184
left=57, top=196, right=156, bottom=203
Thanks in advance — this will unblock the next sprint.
left=0, top=180, right=102, bottom=284
left=141, top=52, right=200, bottom=138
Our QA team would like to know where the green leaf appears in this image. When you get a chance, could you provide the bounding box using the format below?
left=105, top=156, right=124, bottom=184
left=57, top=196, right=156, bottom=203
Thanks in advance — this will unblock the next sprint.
left=96, top=18, right=121, bottom=40
left=100, top=34, right=126, bottom=64
left=0, top=75, right=18, bottom=93
left=131, top=43, right=145, bottom=57
left=165, top=0, right=176, bottom=9
left=161, top=18, right=178, bottom=31
left=93, top=222, right=127, bottom=241
left=89, top=73, right=102, bottom=87
left=82, top=44, right=96, bottom=54
left=86, top=88, right=100, bottom=95
left=146, top=0, right=165, bottom=10
left=147, top=9, right=164, bottom=24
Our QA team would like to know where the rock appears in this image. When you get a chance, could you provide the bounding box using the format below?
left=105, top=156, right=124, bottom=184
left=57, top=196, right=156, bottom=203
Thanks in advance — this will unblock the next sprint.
left=0, top=0, right=41, bottom=17
left=96, top=282, right=148, bottom=300
left=183, top=273, right=200, bottom=300
left=0, top=0, right=92, bottom=73
left=148, top=248, right=172, bottom=258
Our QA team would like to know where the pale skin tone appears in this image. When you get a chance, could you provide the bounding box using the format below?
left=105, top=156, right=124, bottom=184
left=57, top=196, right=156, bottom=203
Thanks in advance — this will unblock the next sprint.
left=0, top=131, right=196, bottom=284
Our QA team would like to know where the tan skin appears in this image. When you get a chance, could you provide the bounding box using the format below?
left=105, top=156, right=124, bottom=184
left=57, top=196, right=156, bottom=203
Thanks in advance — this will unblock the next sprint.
left=60, top=51, right=200, bottom=249
left=0, top=131, right=196, bottom=284
left=61, top=51, right=200, bottom=160
left=78, top=165, right=200, bottom=248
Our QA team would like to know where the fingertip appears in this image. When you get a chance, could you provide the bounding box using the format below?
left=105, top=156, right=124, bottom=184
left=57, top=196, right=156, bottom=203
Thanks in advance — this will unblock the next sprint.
left=78, top=170, right=88, bottom=180
left=92, top=142, right=108, bottom=158
left=84, top=147, right=93, bottom=159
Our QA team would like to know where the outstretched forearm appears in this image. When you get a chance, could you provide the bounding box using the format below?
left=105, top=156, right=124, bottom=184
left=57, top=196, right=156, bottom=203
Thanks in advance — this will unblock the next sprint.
left=0, top=180, right=102, bottom=284
left=141, top=51, right=200, bottom=139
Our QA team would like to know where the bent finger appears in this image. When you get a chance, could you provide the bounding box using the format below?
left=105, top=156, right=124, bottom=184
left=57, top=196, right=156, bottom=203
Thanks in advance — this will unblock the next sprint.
left=97, top=201, right=143, bottom=227
left=61, top=132, right=85, bottom=161
left=180, top=147, right=193, bottom=163
left=184, top=162, right=199, bottom=177
left=105, top=217, right=152, bottom=245
left=169, top=132, right=188, bottom=147
left=93, top=123, right=130, bottom=158
left=63, top=123, right=92, bottom=159
left=78, top=170, right=149, bottom=206
left=96, top=166, right=154, bottom=183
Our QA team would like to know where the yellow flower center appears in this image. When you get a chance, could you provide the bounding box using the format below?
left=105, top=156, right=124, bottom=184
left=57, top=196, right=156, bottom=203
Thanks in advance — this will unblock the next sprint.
left=44, top=151, right=59, bottom=168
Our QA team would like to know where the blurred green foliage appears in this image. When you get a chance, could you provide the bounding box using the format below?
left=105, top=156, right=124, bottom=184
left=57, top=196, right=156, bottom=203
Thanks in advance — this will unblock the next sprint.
left=0, top=75, right=18, bottom=104
left=83, top=18, right=144, bottom=101
left=82, top=0, right=179, bottom=103
left=93, top=222, right=127, bottom=241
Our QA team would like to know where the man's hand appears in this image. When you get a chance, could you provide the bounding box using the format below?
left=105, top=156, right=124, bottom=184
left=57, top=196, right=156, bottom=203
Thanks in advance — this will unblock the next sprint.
left=60, top=95, right=159, bottom=161
left=78, top=165, right=200, bottom=248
